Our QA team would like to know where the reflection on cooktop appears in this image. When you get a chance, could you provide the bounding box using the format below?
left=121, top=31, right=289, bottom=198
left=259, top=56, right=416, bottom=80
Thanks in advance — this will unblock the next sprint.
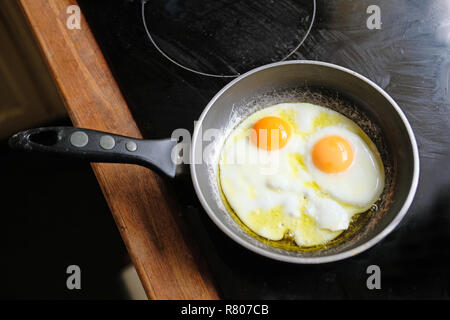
left=142, top=0, right=315, bottom=77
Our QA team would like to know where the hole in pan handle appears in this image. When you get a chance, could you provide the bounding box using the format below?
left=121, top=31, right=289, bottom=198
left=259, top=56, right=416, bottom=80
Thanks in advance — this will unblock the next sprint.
left=8, top=126, right=179, bottom=178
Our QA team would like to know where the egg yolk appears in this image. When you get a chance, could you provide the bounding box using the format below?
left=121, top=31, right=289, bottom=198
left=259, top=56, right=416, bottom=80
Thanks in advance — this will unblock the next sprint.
left=312, top=135, right=354, bottom=173
left=250, top=116, right=291, bottom=150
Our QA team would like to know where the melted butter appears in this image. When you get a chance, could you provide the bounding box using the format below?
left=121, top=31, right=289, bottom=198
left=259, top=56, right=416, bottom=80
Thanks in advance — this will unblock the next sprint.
left=247, top=206, right=287, bottom=240
left=312, top=111, right=341, bottom=130
left=288, top=153, right=306, bottom=176
left=295, top=211, right=342, bottom=246
left=302, top=180, right=320, bottom=192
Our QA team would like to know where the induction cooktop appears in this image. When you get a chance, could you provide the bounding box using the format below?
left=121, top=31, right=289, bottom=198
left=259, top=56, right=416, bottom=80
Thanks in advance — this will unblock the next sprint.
left=77, top=0, right=450, bottom=299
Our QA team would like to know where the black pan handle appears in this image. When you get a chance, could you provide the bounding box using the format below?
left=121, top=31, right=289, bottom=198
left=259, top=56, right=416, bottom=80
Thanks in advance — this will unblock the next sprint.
left=8, top=127, right=179, bottom=177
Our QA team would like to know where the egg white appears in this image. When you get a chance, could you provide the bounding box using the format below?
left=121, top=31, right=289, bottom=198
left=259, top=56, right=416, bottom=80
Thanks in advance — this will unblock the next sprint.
left=305, top=126, right=384, bottom=208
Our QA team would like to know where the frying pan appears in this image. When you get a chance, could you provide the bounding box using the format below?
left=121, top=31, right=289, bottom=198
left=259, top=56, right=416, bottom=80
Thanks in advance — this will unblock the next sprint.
left=9, top=61, right=419, bottom=263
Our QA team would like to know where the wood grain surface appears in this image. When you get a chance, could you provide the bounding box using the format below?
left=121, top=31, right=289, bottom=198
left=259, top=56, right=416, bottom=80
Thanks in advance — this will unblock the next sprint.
left=17, top=0, right=219, bottom=300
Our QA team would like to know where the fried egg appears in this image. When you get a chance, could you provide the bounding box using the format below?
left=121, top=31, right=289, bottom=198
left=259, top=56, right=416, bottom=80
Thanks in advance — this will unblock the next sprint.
left=219, top=102, right=384, bottom=247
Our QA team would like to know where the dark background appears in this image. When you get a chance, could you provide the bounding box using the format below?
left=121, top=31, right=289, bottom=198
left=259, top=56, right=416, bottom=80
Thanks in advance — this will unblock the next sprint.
left=0, top=119, right=129, bottom=299
left=1, top=0, right=449, bottom=299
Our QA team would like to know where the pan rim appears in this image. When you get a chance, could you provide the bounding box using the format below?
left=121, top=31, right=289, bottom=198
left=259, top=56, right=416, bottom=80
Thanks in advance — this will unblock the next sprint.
left=190, top=60, right=420, bottom=264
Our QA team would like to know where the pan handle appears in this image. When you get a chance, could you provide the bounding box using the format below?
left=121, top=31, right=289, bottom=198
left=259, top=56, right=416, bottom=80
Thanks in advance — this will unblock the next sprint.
left=8, top=127, right=178, bottom=177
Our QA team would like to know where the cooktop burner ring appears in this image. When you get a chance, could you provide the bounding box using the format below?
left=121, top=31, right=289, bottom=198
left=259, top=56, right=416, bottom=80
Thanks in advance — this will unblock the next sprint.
left=141, top=0, right=316, bottom=78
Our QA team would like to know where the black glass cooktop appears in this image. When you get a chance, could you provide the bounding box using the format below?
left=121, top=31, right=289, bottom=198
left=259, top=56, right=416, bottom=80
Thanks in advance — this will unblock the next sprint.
left=78, top=0, right=450, bottom=299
